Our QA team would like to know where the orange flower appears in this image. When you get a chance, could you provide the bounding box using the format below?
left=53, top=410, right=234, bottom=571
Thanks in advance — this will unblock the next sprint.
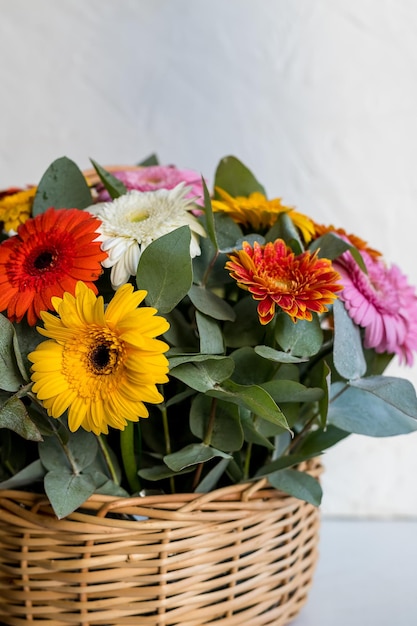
left=226, top=239, right=343, bottom=325
left=0, top=208, right=107, bottom=325
left=313, top=223, right=381, bottom=259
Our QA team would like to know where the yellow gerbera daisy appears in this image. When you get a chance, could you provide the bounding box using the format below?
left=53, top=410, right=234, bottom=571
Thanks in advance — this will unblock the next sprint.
left=28, top=281, right=170, bottom=436
left=0, top=186, right=36, bottom=233
left=211, top=188, right=315, bottom=243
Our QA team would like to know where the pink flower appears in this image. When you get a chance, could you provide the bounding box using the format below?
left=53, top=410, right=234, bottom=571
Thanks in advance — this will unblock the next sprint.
left=335, top=250, right=417, bottom=365
left=95, top=165, right=205, bottom=204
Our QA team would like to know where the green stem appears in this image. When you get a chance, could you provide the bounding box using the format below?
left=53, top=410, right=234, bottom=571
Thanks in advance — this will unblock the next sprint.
left=243, top=441, right=253, bottom=481
left=192, top=398, right=217, bottom=491
left=160, top=402, right=175, bottom=494
left=201, top=250, right=220, bottom=287
left=98, top=435, right=119, bottom=484
left=120, top=422, right=141, bottom=494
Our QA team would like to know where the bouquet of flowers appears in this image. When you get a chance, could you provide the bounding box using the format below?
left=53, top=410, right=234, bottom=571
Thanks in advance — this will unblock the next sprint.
left=1, top=154, right=417, bottom=519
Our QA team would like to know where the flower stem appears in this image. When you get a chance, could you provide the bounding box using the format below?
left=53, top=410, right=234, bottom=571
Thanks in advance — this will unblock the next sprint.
left=120, top=422, right=141, bottom=494
left=98, top=435, right=119, bottom=484
left=160, top=402, right=176, bottom=494
left=243, top=441, right=253, bottom=481
left=192, top=397, right=217, bottom=491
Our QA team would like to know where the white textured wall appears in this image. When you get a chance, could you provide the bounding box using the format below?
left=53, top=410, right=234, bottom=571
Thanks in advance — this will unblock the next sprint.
left=1, top=0, right=417, bottom=517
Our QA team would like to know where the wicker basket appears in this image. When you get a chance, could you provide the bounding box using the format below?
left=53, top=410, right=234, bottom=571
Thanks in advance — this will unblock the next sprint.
left=0, top=459, right=321, bottom=626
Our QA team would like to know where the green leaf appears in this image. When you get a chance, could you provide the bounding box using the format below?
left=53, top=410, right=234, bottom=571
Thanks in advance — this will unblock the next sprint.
left=190, top=395, right=243, bottom=451
left=195, top=458, right=230, bottom=493
left=214, top=156, right=266, bottom=197
left=309, top=233, right=367, bottom=271
left=32, top=156, right=92, bottom=215
left=208, top=379, right=290, bottom=431
left=0, top=314, right=26, bottom=391
left=214, top=213, right=243, bottom=252
left=0, top=396, right=43, bottom=441
left=265, top=212, right=303, bottom=251
left=170, top=357, right=235, bottom=392
left=351, top=376, right=417, bottom=418
left=254, top=345, right=308, bottom=364
left=138, top=153, right=159, bottom=166
left=328, top=380, right=417, bottom=436
left=261, top=379, right=324, bottom=404
left=317, top=360, right=331, bottom=427
left=223, top=297, right=265, bottom=348
left=136, top=226, right=193, bottom=314
left=333, top=299, right=366, bottom=380
left=267, top=468, right=322, bottom=506
left=297, top=425, right=349, bottom=456
left=44, top=470, right=96, bottom=518
left=195, top=312, right=225, bottom=354
left=139, top=464, right=194, bottom=481
left=0, top=459, right=45, bottom=490
left=90, top=159, right=127, bottom=199
left=164, top=443, right=231, bottom=472
left=240, top=408, right=275, bottom=450
left=39, top=428, right=98, bottom=472
left=189, top=285, right=236, bottom=321
left=275, top=313, right=323, bottom=357
left=230, top=346, right=275, bottom=385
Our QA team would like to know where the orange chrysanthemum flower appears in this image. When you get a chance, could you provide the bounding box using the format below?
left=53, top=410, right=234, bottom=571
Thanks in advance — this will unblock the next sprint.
left=313, top=223, right=381, bottom=260
left=0, top=207, right=107, bottom=325
left=212, top=188, right=315, bottom=243
left=226, top=239, right=343, bottom=325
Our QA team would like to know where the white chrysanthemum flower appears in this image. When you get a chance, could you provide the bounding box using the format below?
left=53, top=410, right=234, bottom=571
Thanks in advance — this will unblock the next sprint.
left=87, top=183, right=206, bottom=289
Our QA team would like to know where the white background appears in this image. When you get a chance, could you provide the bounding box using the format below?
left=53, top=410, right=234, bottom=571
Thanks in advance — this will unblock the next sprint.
left=1, top=0, right=417, bottom=517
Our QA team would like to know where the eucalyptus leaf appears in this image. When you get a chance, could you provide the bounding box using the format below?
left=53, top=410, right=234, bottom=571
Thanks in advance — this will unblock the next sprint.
left=350, top=376, right=417, bottom=418
left=169, top=357, right=235, bottom=392
left=275, top=313, right=323, bottom=357
left=32, top=156, right=92, bottom=215
left=261, top=379, right=324, bottom=404
left=0, top=396, right=43, bottom=441
left=44, top=470, right=96, bottom=519
left=137, top=226, right=193, bottom=314
left=189, top=285, right=236, bottom=321
left=328, top=381, right=417, bottom=436
left=138, top=153, right=159, bottom=166
left=223, top=297, right=265, bottom=348
left=90, top=159, right=127, bottom=199
left=0, top=459, right=45, bottom=490
left=194, top=458, right=231, bottom=493
left=39, top=428, right=99, bottom=472
left=139, top=464, right=194, bottom=481
left=195, top=311, right=225, bottom=354
left=214, top=155, right=266, bottom=197
left=254, top=345, right=308, bottom=364
left=267, top=468, right=322, bottom=506
left=208, top=379, right=290, bottom=431
left=297, top=425, right=349, bottom=456
left=164, top=443, right=231, bottom=472
left=333, top=299, right=366, bottom=380
left=0, top=314, right=26, bottom=391
left=190, top=394, right=243, bottom=451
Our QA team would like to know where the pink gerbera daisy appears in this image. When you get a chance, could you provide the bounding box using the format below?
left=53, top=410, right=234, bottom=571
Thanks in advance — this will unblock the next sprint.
left=335, top=250, right=417, bottom=365
left=93, top=165, right=205, bottom=204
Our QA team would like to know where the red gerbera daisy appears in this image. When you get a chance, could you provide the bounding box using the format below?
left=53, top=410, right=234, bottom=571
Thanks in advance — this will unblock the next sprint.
left=226, top=239, right=343, bottom=325
left=0, top=207, right=107, bottom=325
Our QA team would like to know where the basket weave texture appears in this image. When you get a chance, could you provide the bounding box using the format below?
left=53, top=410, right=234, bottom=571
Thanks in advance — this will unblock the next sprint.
left=0, top=459, right=321, bottom=626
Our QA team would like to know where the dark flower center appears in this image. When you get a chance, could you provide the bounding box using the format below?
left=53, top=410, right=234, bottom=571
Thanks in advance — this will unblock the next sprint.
left=91, top=344, right=111, bottom=370
left=33, top=251, right=55, bottom=270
